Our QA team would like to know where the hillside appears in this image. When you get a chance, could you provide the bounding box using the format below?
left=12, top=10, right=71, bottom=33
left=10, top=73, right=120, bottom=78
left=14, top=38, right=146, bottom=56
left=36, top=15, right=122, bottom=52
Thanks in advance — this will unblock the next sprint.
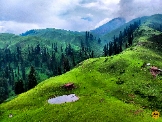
left=91, top=17, right=126, bottom=35
left=1, top=22, right=162, bottom=121
left=0, top=29, right=83, bottom=51
left=0, top=28, right=104, bottom=56
left=100, top=16, right=148, bottom=42
left=100, top=14, right=162, bottom=42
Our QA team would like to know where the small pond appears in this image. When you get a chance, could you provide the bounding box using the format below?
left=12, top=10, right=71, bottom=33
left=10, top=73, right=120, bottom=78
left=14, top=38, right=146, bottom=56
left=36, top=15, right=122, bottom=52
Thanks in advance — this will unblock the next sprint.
left=48, top=94, right=79, bottom=104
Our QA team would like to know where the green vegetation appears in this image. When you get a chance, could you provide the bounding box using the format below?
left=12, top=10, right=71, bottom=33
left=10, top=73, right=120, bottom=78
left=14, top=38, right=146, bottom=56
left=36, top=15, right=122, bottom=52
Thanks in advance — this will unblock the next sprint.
left=1, top=14, right=162, bottom=121
left=0, top=29, right=102, bottom=103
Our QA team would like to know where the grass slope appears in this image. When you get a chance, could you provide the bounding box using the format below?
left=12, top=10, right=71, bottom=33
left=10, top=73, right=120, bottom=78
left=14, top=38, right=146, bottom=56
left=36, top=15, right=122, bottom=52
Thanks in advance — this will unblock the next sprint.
left=1, top=25, right=162, bottom=121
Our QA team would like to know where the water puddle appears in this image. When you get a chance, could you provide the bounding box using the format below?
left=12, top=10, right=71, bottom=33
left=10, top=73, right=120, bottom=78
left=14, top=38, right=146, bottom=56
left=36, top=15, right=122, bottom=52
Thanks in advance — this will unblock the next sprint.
left=48, top=94, right=79, bottom=104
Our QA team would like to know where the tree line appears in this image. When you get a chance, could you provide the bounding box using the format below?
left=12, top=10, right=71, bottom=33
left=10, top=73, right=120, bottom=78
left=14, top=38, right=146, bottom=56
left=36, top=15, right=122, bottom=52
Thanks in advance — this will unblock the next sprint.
left=103, top=20, right=141, bottom=56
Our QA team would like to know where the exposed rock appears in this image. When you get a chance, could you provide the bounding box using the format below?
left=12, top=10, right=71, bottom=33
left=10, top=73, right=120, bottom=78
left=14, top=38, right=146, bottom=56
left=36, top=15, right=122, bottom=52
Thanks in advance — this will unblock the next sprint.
left=150, top=66, right=162, bottom=77
left=62, top=83, right=75, bottom=90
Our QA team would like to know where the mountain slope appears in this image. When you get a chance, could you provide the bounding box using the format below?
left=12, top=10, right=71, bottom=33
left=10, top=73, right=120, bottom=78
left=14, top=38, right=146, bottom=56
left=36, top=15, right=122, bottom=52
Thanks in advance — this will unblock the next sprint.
left=101, top=16, right=148, bottom=42
left=91, top=17, right=126, bottom=35
left=0, top=29, right=84, bottom=51
left=0, top=28, right=104, bottom=56
left=1, top=24, right=162, bottom=122
left=101, top=14, right=162, bottom=42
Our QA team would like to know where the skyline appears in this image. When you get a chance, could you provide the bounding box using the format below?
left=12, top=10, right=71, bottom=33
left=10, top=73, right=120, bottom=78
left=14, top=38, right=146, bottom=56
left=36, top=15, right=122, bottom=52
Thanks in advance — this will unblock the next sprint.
left=0, top=0, right=162, bottom=34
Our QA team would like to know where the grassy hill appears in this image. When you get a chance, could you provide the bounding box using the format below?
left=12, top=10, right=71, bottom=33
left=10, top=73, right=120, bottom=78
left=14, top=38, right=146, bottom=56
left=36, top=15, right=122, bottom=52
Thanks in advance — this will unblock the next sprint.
left=1, top=21, right=162, bottom=121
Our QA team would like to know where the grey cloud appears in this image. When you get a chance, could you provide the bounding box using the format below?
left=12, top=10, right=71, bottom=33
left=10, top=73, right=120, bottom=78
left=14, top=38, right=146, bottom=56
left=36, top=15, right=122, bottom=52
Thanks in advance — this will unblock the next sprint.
left=0, top=0, right=52, bottom=23
left=118, top=0, right=162, bottom=21
left=0, top=0, right=162, bottom=34
left=0, top=0, right=120, bottom=34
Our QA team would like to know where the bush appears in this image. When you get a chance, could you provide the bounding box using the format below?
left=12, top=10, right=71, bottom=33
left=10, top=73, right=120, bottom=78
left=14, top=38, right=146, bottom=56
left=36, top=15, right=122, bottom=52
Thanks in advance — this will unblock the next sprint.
left=116, top=80, right=124, bottom=85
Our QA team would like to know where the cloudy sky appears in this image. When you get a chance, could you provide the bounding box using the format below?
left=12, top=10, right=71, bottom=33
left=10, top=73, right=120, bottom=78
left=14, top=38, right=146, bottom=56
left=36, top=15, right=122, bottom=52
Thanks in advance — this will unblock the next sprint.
left=0, top=0, right=162, bottom=34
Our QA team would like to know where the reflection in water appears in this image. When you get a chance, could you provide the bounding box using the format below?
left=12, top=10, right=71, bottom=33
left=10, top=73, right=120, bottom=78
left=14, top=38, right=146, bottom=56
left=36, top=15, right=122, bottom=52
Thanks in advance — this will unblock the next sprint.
left=48, top=94, right=79, bottom=104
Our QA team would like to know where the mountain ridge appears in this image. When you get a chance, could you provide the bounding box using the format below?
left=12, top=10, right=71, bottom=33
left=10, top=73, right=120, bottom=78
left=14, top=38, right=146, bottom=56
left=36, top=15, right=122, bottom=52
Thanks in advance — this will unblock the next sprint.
left=91, top=17, right=126, bottom=35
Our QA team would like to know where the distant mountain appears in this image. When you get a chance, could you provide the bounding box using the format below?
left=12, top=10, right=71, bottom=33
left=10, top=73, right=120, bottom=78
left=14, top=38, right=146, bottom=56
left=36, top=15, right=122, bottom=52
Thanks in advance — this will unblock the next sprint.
left=21, top=28, right=83, bottom=37
left=0, top=29, right=85, bottom=56
left=101, top=14, right=162, bottom=42
left=18, top=28, right=106, bottom=57
left=91, top=17, right=126, bottom=35
left=101, top=16, right=148, bottom=42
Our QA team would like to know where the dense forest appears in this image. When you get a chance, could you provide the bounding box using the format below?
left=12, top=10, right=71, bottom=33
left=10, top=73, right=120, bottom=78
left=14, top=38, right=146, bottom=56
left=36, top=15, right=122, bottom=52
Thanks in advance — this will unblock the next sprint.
left=0, top=20, right=141, bottom=103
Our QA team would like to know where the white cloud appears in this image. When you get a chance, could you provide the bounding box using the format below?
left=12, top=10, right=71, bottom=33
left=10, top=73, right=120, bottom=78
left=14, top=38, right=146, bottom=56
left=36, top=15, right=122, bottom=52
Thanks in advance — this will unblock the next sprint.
left=0, top=21, right=40, bottom=34
left=95, top=18, right=111, bottom=28
left=0, top=26, right=5, bottom=32
left=0, top=0, right=162, bottom=34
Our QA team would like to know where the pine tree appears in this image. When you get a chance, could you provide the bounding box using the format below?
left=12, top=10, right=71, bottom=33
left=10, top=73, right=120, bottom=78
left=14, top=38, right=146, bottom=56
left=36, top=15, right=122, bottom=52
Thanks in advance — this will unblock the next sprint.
left=109, top=42, right=113, bottom=56
left=0, top=78, right=9, bottom=103
left=21, top=61, right=26, bottom=81
left=61, top=45, right=63, bottom=52
left=81, top=40, right=84, bottom=51
left=35, top=44, right=40, bottom=55
left=113, top=40, right=118, bottom=55
left=72, top=54, right=76, bottom=66
left=103, top=45, right=108, bottom=56
left=91, top=51, right=94, bottom=58
left=98, top=38, right=101, bottom=44
left=90, top=33, right=93, bottom=40
left=85, top=31, right=90, bottom=47
left=15, top=79, right=24, bottom=94
left=63, top=57, right=70, bottom=73
left=54, top=43, right=58, bottom=52
left=57, top=66, right=62, bottom=75
left=126, top=43, right=128, bottom=48
left=28, top=66, right=37, bottom=90
left=4, top=66, right=9, bottom=79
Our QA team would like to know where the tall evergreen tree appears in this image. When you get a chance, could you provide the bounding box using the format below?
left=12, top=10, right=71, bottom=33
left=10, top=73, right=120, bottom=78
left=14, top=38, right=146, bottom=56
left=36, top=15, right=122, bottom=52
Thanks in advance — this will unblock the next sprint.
left=91, top=50, right=94, bottom=58
left=72, top=54, right=76, bottom=66
left=90, top=33, right=93, bottom=40
left=57, top=66, right=62, bottom=75
left=15, top=79, right=24, bottom=94
left=28, top=66, right=37, bottom=90
left=85, top=31, right=90, bottom=47
left=0, top=78, right=8, bottom=103
left=60, top=45, right=63, bottom=52
left=98, top=38, right=101, bottom=44
left=109, top=42, right=113, bottom=56
left=103, top=45, right=108, bottom=56
left=63, top=57, right=70, bottom=73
